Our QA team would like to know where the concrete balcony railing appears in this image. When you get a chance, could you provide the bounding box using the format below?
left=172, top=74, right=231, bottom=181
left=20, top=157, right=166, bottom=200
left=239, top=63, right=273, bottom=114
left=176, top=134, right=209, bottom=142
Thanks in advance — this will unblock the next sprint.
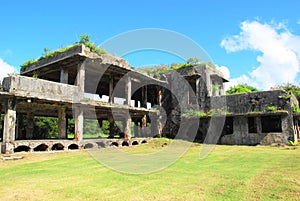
left=2, top=74, right=78, bottom=103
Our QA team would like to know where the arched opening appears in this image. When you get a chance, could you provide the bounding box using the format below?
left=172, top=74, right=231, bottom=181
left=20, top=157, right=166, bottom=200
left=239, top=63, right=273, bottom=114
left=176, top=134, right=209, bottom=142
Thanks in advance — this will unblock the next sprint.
left=141, top=140, right=147, bottom=144
left=51, top=143, right=64, bottom=151
left=132, top=141, right=139, bottom=145
left=122, top=141, right=129, bottom=146
left=111, top=142, right=118, bottom=147
left=33, top=144, right=48, bottom=151
left=14, top=145, right=31, bottom=152
left=68, top=144, right=79, bottom=150
left=96, top=142, right=105, bottom=148
left=84, top=143, right=94, bottom=149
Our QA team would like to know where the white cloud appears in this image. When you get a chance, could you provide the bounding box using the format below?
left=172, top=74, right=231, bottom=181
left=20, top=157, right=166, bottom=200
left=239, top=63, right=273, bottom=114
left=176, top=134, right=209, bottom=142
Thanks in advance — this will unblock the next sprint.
left=216, top=65, right=230, bottom=79
left=297, top=19, right=300, bottom=25
left=0, top=58, right=17, bottom=82
left=221, top=21, right=300, bottom=90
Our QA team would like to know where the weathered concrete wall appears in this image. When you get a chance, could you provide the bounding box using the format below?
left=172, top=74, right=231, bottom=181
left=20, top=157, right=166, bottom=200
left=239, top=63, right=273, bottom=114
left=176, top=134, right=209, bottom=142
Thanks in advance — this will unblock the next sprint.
left=223, top=90, right=293, bottom=114
left=11, top=138, right=151, bottom=152
left=20, top=44, right=86, bottom=74
left=219, top=114, right=291, bottom=145
left=2, top=75, right=78, bottom=102
left=162, top=68, right=295, bottom=145
left=219, top=117, right=258, bottom=145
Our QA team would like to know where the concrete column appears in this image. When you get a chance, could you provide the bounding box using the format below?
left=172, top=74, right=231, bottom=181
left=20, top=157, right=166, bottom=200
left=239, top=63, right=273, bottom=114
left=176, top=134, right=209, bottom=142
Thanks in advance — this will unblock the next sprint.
left=58, top=107, right=67, bottom=139
left=156, top=87, right=163, bottom=138
left=195, top=78, right=200, bottom=103
left=207, top=72, right=212, bottom=96
left=157, top=87, right=162, bottom=106
left=125, top=75, right=131, bottom=106
left=26, top=112, right=34, bottom=139
left=157, top=115, right=163, bottom=138
left=109, top=77, right=114, bottom=104
left=140, top=115, right=147, bottom=137
left=76, top=60, right=86, bottom=100
left=60, top=67, right=68, bottom=84
left=2, top=98, right=16, bottom=154
left=282, top=115, right=294, bottom=141
left=124, top=115, right=131, bottom=141
left=74, top=106, right=83, bottom=141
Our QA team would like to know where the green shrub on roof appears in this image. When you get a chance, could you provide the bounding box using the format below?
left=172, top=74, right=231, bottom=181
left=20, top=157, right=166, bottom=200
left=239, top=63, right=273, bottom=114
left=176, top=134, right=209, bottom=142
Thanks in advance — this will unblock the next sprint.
left=21, top=35, right=107, bottom=69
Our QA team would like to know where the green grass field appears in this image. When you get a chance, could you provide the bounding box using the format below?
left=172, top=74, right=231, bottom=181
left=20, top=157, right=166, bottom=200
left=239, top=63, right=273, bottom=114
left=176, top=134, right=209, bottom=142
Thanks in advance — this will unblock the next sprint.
left=0, top=139, right=299, bottom=201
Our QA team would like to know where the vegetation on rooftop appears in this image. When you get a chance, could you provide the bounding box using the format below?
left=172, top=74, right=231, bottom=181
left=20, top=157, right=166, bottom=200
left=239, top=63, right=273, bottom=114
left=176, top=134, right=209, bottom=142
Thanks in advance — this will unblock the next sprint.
left=265, top=105, right=278, bottom=112
left=139, top=57, right=220, bottom=78
left=21, top=35, right=107, bottom=70
left=271, top=83, right=300, bottom=113
left=139, top=63, right=193, bottom=77
left=292, top=104, right=300, bottom=113
left=272, top=83, right=300, bottom=102
left=182, top=108, right=232, bottom=117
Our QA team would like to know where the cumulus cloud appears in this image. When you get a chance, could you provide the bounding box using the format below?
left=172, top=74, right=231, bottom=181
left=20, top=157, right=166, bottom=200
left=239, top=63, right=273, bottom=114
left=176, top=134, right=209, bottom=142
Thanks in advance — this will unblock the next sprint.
left=216, top=65, right=230, bottom=80
left=221, top=20, right=300, bottom=90
left=0, top=58, right=17, bottom=82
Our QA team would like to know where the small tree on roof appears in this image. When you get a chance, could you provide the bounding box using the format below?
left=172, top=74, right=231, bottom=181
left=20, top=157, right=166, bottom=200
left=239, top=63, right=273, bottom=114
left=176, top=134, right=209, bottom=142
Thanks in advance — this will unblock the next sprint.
left=186, top=57, right=200, bottom=65
left=79, top=35, right=90, bottom=43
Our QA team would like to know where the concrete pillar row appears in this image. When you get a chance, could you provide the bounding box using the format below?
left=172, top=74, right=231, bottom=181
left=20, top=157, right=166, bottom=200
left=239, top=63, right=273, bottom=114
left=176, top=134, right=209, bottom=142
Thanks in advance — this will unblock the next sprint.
left=76, top=60, right=86, bottom=100
left=74, top=106, right=83, bottom=141
left=125, top=75, right=131, bottom=106
left=1, top=98, right=16, bottom=154
left=60, top=67, right=69, bottom=84
left=58, top=106, right=67, bottom=139
left=124, top=115, right=131, bottom=141
left=140, top=115, right=147, bottom=137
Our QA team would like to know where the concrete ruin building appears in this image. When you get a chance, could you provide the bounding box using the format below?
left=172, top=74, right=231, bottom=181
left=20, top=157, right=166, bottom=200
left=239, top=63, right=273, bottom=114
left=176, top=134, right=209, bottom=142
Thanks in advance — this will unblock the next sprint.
left=0, top=44, right=299, bottom=153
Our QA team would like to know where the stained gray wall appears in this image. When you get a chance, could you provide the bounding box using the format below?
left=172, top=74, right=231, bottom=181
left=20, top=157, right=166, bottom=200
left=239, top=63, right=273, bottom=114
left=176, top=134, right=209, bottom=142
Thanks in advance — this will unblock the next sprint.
left=2, top=75, right=79, bottom=103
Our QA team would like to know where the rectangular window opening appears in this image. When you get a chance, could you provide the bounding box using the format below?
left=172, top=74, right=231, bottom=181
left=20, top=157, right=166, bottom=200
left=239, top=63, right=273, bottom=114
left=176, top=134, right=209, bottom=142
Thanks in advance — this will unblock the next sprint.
left=248, top=117, right=257, bottom=133
left=222, top=117, right=233, bottom=135
left=261, top=115, right=282, bottom=133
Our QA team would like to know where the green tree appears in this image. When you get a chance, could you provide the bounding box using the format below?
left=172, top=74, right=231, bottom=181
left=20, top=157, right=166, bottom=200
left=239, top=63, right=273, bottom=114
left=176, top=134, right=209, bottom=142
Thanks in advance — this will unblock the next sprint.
left=271, top=83, right=300, bottom=102
left=226, top=84, right=258, bottom=94
left=34, top=116, right=58, bottom=138
left=79, top=34, right=90, bottom=43
left=186, top=57, right=200, bottom=65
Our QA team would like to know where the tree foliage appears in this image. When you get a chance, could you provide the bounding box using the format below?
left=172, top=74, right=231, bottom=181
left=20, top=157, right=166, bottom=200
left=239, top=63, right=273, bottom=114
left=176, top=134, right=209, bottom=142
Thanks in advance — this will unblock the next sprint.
left=78, top=34, right=107, bottom=55
left=226, top=84, right=258, bottom=94
left=186, top=57, right=200, bottom=65
left=271, top=83, right=300, bottom=102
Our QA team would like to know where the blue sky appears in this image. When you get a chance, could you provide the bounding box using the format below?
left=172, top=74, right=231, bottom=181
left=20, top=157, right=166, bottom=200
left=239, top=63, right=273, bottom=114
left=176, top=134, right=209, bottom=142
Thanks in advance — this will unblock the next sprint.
left=1, top=0, right=300, bottom=89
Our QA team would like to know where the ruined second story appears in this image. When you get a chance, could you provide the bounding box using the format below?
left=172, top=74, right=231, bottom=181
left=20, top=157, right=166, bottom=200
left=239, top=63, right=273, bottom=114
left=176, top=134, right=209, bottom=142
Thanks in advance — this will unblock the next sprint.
left=2, top=44, right=167, bottom=110
left=150, top=63, right=229, bottom=113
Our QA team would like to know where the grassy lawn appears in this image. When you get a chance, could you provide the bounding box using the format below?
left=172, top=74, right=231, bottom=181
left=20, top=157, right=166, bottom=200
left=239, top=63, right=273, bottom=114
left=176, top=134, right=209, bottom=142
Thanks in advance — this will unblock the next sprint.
left=0, top=139, right=299, bottom=201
